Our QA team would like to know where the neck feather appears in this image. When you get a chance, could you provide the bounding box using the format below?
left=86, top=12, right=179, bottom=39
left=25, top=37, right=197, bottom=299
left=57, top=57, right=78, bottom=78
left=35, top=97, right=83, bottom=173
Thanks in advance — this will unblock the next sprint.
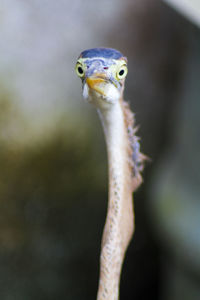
left=96, top=98, right=138, bottom=300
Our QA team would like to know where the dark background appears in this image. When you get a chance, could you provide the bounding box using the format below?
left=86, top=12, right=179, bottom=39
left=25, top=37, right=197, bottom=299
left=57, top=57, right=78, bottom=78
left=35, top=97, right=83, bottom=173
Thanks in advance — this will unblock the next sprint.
left=0, top=1, right=199, bottom=299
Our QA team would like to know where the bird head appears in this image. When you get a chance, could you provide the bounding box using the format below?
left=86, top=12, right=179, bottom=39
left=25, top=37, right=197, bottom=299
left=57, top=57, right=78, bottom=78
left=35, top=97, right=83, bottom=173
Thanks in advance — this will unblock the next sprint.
left=75, top=48, right=128, bottom=108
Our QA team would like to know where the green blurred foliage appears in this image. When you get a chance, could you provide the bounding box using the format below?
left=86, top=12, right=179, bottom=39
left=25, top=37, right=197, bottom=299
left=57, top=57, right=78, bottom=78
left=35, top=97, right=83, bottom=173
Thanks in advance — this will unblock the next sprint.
left=0, top=93, right=108, bottom=299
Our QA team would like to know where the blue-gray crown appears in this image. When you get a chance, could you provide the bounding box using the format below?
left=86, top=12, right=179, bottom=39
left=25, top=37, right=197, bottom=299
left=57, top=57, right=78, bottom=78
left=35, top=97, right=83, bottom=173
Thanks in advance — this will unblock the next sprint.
left=80, top=48, right=124, bottom=59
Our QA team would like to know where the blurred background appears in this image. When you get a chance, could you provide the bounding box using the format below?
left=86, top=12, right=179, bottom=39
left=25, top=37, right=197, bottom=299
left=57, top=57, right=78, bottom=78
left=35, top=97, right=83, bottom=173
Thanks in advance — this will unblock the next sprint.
left=0, top=0, right=200, bottom=299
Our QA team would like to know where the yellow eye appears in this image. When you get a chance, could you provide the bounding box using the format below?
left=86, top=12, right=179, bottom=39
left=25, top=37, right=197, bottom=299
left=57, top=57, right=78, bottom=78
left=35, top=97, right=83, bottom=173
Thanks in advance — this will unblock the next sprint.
left=75, top=62, right=85, bottom=78
left=116, top=65, right=128, bottom=80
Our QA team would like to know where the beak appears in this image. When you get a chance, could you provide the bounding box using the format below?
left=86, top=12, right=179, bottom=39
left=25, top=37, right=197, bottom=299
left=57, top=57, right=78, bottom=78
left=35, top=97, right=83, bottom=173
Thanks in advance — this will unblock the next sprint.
left=86, top=73, right=108, bottom=96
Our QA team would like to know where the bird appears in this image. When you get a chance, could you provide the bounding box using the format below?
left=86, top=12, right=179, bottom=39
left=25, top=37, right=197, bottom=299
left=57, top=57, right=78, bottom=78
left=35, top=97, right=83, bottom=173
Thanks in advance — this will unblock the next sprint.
left=75, top=47, right=145, bottom=300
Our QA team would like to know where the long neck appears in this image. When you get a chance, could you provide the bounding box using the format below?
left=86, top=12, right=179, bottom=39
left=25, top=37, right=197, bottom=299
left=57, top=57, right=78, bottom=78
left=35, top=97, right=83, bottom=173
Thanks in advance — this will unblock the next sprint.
left=96, top=99, right=135, bottom=300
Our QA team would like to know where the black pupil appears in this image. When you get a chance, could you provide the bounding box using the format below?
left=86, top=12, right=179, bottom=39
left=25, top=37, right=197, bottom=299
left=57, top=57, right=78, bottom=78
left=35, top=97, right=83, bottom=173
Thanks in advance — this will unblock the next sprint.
left=78, top=66, right=83, bottom=74
left=119, top=69, right=124, bottom=76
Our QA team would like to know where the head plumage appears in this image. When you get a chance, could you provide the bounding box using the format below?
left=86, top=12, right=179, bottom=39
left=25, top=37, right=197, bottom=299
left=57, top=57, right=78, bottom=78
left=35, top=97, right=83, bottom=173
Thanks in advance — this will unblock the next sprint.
left=79, top=48, right=124, bottom=60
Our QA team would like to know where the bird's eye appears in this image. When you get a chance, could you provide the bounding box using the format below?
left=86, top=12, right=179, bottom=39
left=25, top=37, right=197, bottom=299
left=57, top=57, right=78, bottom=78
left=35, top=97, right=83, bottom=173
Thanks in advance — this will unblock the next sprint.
left=75, top=63, right=85, bottom=78
left=116, top=65, right=128, bottom=80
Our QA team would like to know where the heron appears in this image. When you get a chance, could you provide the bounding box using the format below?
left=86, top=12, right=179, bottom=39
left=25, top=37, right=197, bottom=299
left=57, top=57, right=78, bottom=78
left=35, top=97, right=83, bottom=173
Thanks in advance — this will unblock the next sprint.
left=75, top=48, right=145, bottom=300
